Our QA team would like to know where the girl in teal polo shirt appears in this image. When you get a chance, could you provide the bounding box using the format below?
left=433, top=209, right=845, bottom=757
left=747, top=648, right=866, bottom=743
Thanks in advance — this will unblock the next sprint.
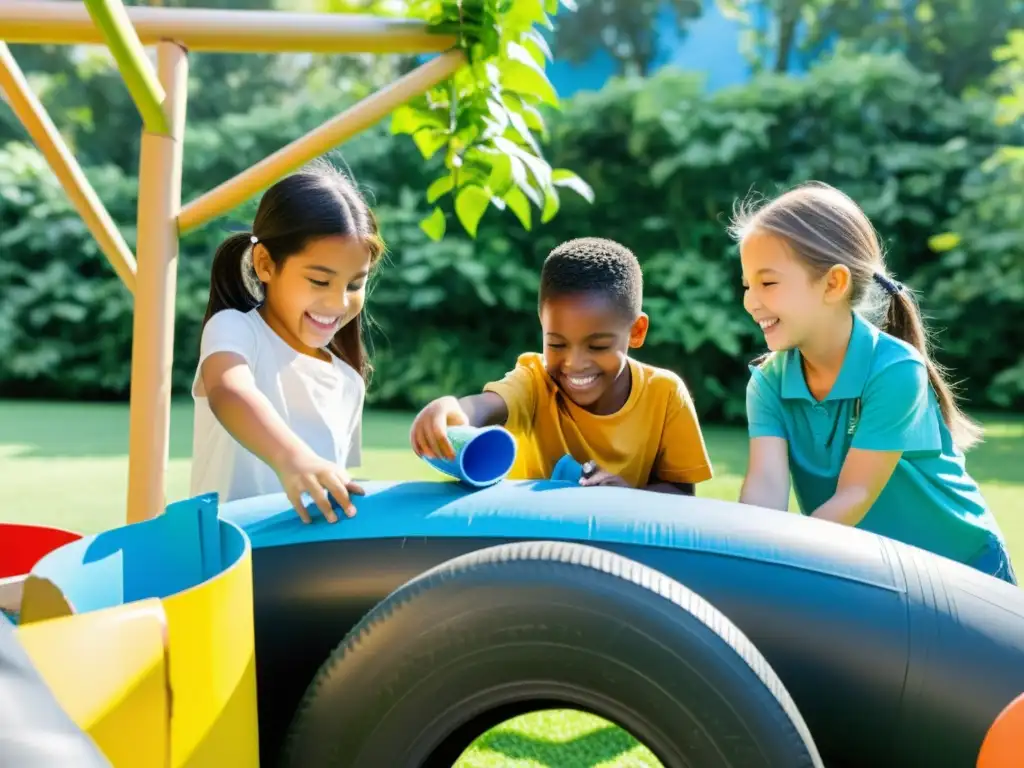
left=730, top=181, right=1016, bottom=584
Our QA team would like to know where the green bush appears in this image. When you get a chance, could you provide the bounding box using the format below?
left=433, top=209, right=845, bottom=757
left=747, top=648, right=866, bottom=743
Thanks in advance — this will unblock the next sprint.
left=923, top=158, right=1024, bottom=409
left=1, top=52, right=1020, bottom=417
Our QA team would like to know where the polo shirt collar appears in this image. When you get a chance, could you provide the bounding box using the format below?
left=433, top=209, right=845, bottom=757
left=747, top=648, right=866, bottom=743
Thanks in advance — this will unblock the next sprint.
left=780, top=312, right=878, bottom=402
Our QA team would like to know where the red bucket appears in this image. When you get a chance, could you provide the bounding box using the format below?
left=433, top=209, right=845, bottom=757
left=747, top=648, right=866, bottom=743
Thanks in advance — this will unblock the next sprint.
left=0, top=523, right=82, bottom=579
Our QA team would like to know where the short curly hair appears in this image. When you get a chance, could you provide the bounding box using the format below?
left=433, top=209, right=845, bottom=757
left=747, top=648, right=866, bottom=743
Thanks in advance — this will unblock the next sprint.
left=539, top=237, right=643, bottom=319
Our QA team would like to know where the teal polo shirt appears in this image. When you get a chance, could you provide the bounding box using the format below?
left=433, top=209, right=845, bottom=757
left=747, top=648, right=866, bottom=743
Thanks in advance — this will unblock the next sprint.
left=745, top=312, right=1003, bottom=566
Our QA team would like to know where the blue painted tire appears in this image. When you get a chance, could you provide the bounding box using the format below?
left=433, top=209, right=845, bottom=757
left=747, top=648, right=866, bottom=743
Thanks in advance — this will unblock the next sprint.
left=279, top=541, right=823, bottom=768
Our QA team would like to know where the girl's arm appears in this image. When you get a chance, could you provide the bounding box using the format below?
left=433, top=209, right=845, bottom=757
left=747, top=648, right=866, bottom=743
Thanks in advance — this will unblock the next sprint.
left=741, top=369, right=791, bottom=511
left=739, top=436, right=791, bottom=511
left=814, top=360, right=941, bottom=527
left=811, top=449, right=901, bottom=526
left=202, top=351, right=360, bottom=522
left=203, top=352, right=311, bottom=470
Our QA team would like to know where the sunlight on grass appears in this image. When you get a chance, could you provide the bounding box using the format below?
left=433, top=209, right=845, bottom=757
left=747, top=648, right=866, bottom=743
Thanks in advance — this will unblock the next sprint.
left=982, top=421, right=1024, bottom=438
left=454, top=710, right=662, bottom=768
left=0, top=401, right=752, bottom=533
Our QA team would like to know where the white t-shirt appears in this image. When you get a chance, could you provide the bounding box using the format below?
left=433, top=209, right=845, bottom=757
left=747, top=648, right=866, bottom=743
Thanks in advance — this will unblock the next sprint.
left=190, top=308, right=364, bottom=504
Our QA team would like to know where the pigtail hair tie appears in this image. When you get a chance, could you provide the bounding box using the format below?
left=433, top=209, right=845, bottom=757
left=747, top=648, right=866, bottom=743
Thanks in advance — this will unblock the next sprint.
left=240, top=233, right=264, bottom=302
left=873, top=271, right=904, bottom=296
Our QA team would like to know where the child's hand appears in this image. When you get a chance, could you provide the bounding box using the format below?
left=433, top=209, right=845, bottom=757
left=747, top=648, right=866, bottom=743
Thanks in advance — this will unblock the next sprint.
left=579, top=461, right=632, bottom=488
left=410, top=395, right=469, bottom=460
left=276, top=448, right=364, bottom=524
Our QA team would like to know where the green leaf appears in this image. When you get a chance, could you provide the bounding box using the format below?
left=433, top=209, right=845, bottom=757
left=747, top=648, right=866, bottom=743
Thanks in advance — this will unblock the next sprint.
left=426, top=174, right=454, bottom=203
left=541, top=184, right=560, bottom=224
left=510, top=156, right=543, bottom=207
left=455, top=185, right=491, bottom=237
left=502, top=93, right=547, bottom=134
left=412, top=129, right=448, bottom=160
left=502, top=43, right=559, bottom=105
left=522, top=28, right=553, bottom=64
left=420, top=207, right=446, bottom=242
left=503, top=185, right=532, bottom=231
left=519, top=101, right=547, bottom=134
left=484, top=97, right=511, bottom=138
left=506, top=109, right=542, bottom=155
left=505, top=0, right=549, bottom=28
left=552, top=168, right=594, bottom=203
left=928, top=232, right=962, bottom=252
left=487, top=153, right=514, bottom=196
left=493, top=136, right=552, bottom=191
left=390, top=104, right=446, bottom=136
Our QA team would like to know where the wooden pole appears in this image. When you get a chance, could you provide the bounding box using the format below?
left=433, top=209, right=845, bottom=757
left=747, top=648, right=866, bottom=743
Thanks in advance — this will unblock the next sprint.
left=0, top=1, right=455, bottom=55
left=126, top=41, right=188, bottom=524
left=0, top=43, right=137, bottom=295
left=178, top=50, right=465, bottom=234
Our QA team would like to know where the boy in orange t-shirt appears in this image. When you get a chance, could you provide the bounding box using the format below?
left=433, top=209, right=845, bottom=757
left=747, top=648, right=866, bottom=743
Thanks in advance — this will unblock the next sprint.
left=410, top=237, right=713, bottom=494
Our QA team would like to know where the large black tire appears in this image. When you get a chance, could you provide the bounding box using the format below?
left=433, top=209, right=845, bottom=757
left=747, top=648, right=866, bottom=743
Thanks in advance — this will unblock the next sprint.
left=280, top=541, right=823, bottom=768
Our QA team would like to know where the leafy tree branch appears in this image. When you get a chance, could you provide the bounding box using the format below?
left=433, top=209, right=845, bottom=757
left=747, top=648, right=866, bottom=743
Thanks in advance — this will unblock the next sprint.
left=389, top=0, right=595, bottom=239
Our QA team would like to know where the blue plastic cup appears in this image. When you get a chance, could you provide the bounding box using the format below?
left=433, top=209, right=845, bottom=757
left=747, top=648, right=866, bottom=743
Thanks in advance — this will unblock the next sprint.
left=551, top=454, right=586, bottom=484
left=424, top=425, right=517, bottom=488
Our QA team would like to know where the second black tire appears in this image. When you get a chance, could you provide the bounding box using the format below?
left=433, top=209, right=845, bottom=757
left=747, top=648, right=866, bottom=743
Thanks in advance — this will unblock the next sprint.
left=280, top=540, right=823, bottom=768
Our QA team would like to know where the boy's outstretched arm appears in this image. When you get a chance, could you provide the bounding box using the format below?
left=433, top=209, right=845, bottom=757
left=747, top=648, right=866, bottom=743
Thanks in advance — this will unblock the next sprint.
left=410, top=393, right=509, bottom=460
left=458, top=392, right=509, bottom=428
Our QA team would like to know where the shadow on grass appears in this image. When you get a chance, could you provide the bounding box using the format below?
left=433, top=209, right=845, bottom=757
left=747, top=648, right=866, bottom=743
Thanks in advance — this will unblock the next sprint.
left=0, top=401, right=193, bottom=460
left=475, top=725, right=647, bottom=767
left=0, top=402, right=420, bottom=460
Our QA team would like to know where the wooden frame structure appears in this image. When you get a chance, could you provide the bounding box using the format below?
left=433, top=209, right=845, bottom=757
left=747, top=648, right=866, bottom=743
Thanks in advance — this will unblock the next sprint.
left=0, top=0, right=465, bottom=524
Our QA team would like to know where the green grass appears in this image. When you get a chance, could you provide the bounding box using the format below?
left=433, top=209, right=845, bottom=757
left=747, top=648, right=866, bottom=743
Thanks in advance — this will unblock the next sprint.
left=0, top=399, right=756, bottom=534
left=1, top=400, right=1021, bottom=767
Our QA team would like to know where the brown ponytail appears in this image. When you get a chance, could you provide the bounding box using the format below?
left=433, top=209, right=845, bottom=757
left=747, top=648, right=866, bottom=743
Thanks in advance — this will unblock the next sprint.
left=885, top=287, right=983, bottom=451
left=201, top=232, right=261, bottom=328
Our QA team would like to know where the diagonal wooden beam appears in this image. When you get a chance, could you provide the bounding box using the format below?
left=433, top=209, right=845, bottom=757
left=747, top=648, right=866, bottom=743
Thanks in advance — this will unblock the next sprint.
left=84, top=0, right=169, bottom=135
left=0, top=43, right=137, bottom=295
left=177, top=49, right=466, bottom=234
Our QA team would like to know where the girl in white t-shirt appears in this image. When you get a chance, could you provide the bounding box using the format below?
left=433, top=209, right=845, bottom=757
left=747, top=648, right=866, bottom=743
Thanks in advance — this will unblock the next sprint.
left=190, top=161, right=383, bottom=524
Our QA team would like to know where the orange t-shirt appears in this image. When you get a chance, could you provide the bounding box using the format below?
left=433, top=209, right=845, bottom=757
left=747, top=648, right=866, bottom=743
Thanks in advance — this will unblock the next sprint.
left=483, top=352, right=713, bottom=488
